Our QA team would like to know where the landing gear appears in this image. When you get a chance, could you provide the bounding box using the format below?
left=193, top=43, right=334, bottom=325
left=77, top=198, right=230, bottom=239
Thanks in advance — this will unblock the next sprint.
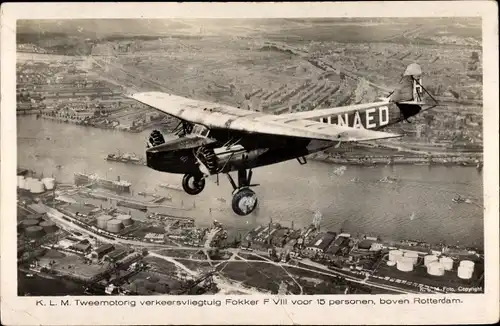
left=182, top=173, right=206, bottom=195
left=226, top=169, right=259, bottom=216
left=232, top=188, right=258, bottom=216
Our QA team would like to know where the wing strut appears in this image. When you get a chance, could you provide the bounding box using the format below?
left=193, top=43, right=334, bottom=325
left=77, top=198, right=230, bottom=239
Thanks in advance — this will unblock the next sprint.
left=297, top=156, right=307, bottom=165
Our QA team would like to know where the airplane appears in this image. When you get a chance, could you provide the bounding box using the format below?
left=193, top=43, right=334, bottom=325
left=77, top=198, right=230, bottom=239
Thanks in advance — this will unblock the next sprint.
left=127, top=63, right=438, bottom=216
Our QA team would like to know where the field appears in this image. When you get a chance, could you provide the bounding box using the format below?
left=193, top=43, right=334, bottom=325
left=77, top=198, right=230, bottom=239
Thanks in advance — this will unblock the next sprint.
left=215, top=261, right=302, bottom=294
left=38, top=251, right=111, bottom=280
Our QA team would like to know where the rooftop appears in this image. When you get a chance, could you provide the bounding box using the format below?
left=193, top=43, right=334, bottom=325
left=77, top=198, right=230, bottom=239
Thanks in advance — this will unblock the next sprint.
left=93, top=243, right=114, bottom=255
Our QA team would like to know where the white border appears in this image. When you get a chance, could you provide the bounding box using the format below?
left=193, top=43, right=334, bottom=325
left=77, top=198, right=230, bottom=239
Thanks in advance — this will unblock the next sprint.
left=1, top=2, right=499, bottom=325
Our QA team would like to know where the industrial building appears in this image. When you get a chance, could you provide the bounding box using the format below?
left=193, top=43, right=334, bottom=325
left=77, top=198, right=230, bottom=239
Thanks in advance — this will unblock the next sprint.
left=70, top=239, right=92, bottom=253
left=91, top=244, right=115, bottom=260
left=104, top=248, right=128, bottom=262
left=357, top=239, right=374, bottom=251
left=305, top=232, right=336, bottom=254
left=325, top=235, right=349, bottom=257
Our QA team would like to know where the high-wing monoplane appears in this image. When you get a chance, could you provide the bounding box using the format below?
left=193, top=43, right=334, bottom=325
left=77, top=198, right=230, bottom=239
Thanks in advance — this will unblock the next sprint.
left=128, top=63, right=437, bottom=216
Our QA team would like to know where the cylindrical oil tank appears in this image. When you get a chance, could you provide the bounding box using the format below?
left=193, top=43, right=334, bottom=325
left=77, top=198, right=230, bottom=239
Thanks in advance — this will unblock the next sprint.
left=404, top=251, right=419, bottom=265
left=460, top=260, right=475, bottom=270
left=26, top=214, right=43, bottom=222
left=117, top=214, right=133, bottom=226
left=30, top=180, right=46, bottom=194
left=25, top=225, right=45, bottom=238
left=427, top=261, right=445, bottom=276
left=22, top=219, right=39, bottom=228
left=42, top=177, right=55, bottom=190
left=106, top=219, right=124, bottom=233
left=439, top=256, right=453, bottom=271
left=389, top=250, right=403, bottom=262
left=386, top=260, right=396, bottom=267
left=40, top=220, right=58, bottom=233
left=457, top=265, right=473, bottom=279
left=97, top=215, right=113, bottom=229
left=397, top=257, right=414, bottom=272
left=18, top=178, right=26, bottom=189
left=424, top=254, right=439, bottom=266
left=17, top=176, right=25, bottom=188
left=23, top=177, right=34, bottom=190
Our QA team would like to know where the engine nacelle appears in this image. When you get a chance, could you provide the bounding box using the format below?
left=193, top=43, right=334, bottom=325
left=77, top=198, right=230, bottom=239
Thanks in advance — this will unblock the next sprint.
left=145, top=131, right=217, bottom=175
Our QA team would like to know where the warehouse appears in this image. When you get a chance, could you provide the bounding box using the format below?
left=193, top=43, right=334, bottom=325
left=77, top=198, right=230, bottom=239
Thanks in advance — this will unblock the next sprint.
left=71, top=239, right=92, bottom=253
left=326, top=236, right=350, bottom=257
left=91, top=243, right=115, bottom=260
left=104, top=248, right=128, bottom=262
left=305, top=232, right=336, bottom=254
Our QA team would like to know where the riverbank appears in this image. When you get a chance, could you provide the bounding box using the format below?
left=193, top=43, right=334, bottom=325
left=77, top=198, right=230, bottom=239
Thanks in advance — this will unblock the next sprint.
left=308, top=151, right=483, bottom=167
left=38, top=114, right=168, bottom=133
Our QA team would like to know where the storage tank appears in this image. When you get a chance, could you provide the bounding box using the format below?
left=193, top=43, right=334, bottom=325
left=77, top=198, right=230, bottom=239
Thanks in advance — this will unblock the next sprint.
left=25, top=225, right=45, bottom=238
left=30, top=180, right=46, bottom=194
left=17, top=175, right=25, bottom=188
left=106, top=219, right=124, bottom=233
left=427, top=261, right=445, bottom=276
left=389, top=250, right=403, bottom=262
left=42, top=178, right=55, bottom=190
left=26, top=214, right=43, bottom=222
left=424, top=254, right=439, bottom=266
left=439, top=256, right=454, bottom=271
left=460, top=260, right=475, bottom=270
left=21, top=219, right=39, bottom=228
left=386, top=260, right=396, bottom=267
left=18, top=178, right=26, bottom=189
left=40, top=220, right=58, bottom=233
left=396, top=257, right=414, bottom=272
left=23, top=177, right=34, bottom=190
left=404, top=251, right=419, bottom=265
left=117, top=214, right=133, bottom=226
left=97, top=215, right=113, bottom=229
left=457, top=265, right=473, bottom=279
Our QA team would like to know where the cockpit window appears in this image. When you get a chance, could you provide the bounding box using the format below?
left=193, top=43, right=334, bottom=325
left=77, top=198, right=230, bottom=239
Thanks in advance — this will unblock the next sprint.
left=191, top=124, right=210, bottom=138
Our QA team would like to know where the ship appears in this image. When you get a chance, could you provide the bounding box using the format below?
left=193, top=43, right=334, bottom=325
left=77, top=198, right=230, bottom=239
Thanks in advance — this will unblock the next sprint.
left=116, top=200, right=148, bottom=212
left=105, top=152, right=145, bottom=165
left=74, top=172, right=131, bottom=193
left=379, top=176, right=398, bottom=183
left=159, top=183, right=184, bottom=191
left=452, top=195, right=472, bottom=204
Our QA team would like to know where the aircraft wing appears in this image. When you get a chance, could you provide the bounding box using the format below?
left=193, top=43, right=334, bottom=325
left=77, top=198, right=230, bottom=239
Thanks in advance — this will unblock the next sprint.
left=129, top=92, right=401, bottom=142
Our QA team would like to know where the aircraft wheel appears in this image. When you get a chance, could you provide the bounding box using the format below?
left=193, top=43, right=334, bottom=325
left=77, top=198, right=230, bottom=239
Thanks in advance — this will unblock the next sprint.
left=232, top=188, right=258, bottom=216
left=182, top=174, right=205, bottom=195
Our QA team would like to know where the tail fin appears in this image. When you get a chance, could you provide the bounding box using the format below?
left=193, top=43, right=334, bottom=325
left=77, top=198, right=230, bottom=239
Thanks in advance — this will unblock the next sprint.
left=389, top=63, right=424, bottom=103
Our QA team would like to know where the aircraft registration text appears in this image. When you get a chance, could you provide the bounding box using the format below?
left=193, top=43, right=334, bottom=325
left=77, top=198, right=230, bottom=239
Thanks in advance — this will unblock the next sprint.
left=320, top=106, right=390, bottom=130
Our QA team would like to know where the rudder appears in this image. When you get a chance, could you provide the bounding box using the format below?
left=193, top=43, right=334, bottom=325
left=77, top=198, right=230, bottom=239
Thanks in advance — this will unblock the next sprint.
left=389, top=63, right=424, bottom=103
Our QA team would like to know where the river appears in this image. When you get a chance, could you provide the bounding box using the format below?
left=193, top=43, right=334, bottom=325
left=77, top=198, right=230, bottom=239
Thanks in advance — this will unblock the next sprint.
left=17, top=116, right=484, bottom=248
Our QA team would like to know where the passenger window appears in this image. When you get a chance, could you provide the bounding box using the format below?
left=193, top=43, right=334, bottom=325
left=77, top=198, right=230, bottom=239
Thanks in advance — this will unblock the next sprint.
left=191, top=124, right=210, bottom=138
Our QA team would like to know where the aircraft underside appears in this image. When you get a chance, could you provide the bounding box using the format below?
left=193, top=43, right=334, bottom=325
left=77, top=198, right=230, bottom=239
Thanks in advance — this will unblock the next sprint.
left=145, top=127, right=330, bottom=216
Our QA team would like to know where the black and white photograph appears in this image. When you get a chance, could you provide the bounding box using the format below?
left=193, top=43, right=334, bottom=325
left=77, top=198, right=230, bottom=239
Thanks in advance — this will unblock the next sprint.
left=1, top=2, right=499, bottom=325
